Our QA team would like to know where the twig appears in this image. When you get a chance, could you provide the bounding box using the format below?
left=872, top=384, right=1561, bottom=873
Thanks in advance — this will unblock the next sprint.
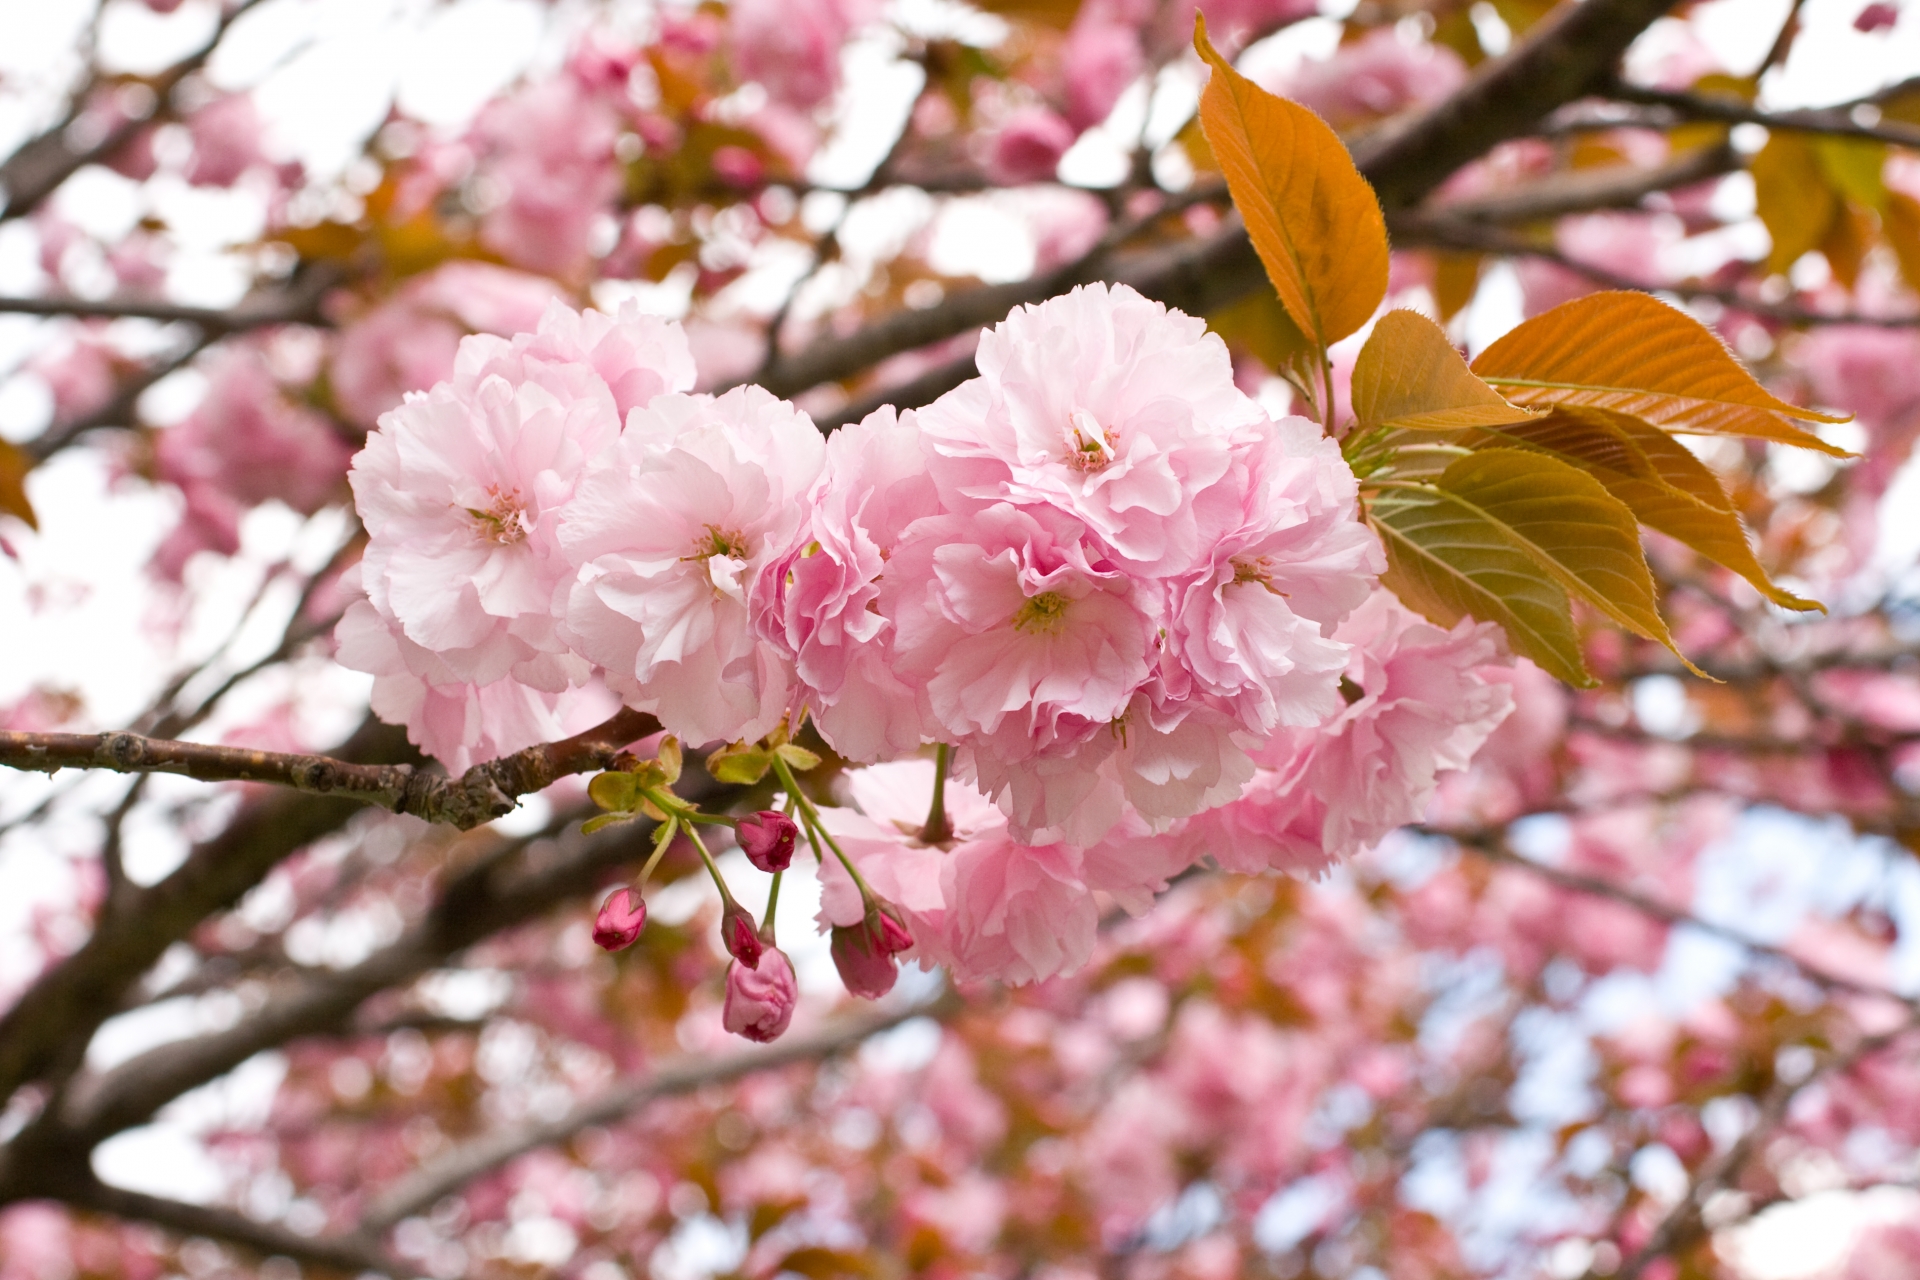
left=1597, top=79, right=1920, bottom=150
left=0, top=708, right=657, bottom=831
left=361, top=988, right=956, bottom=1230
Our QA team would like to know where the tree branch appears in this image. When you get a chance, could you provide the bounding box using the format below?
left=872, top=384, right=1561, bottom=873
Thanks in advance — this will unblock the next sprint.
left=362, top=990, right=956, bottom=1231
left=0, top=0, right=268, bottom=222
left=0, top=288, right=329, bottom=332
left=1443, top=828, right=1916, bottom=1008
left=1600, top=78, right=1920, bottom=150
left=57, top=1178, right=411, bottom=1279
left=1419, top=141, right=1738, bottom=226
left=755, top=0, right=1684, bottom=400
left=0, top=707, right=656, bottom=831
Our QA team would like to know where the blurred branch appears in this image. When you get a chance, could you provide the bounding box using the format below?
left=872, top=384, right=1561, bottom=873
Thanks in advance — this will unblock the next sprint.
left=58, top=1177, right=410, bottom=1279
left=0, top=288, right=328, bottom=331
left=1419, top=141, right=1739, bottom=225
left=363, top=989, right=958, bottom=1231
left=1598, top=78, right=1920, bottom=150
left=1596, top=1010, right=1920, bottom=1280
left=0, top=0, right=269, bottom=222
left=1391, top=214, right=1920, bottom=326
left=0, top=708, right=657, bottom=831
left=1444, top=827, right=1918, bottom=1008
left=26, top=335, right=211, bottom=463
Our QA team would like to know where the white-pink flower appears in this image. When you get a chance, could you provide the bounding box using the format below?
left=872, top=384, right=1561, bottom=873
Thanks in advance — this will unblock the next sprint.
left=1188, top=592, right=1515, bottom=875
left=560, top=386, right=824, bottom=745
left=471, top=79, right=622, bottom=276
left=349, top=301, right=693, bottom=691
left=917, top=282, right=1259, bottom=576
left=335, top=596, right=620, bottom=773
left=1161, top=415, right=1384, bottom=737
left=760, top=406, right=938, bottom=761
left=882, top=500, right=1156, bottom=834
left=729, top=0, right=878, bottom=110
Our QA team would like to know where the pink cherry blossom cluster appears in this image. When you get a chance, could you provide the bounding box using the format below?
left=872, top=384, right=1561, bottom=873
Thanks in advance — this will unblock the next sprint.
left=339, top=283, right=1515, bottom=1035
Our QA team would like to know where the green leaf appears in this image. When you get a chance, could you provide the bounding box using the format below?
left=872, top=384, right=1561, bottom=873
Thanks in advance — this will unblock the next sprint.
left=1193, top=15, right=1389, bottom=351
left=1472, top=290, right=1852, bottom=456
left=1369, top=448, right=1701, bottom=683
left=707, top=744, right=773, bottom=786
left=1470, top=406, right=1822, bottom=612
left=1352, top=309, right=1538, bottom=432
left=589, top=771, right=642, bottom=814
left=773, top=743, right=822, bottom=771
left=656, top=735, right=683, bottom=785
left=582, top=811, right=636, bottom=834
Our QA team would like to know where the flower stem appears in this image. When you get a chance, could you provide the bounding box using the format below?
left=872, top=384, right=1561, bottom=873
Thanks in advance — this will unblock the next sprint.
left=681, top=820, right=738, bottom=908
left=762, top=869, right=783, bottom=938
left=637, top=815, right=678, bottom=888
left=921, top=743, right=953, bottom=844
left=770, top=753, right=877, bottom=901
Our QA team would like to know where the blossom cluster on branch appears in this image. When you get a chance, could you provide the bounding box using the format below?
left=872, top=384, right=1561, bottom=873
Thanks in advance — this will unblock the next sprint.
left=340, top=285, right=1516, bottom=1024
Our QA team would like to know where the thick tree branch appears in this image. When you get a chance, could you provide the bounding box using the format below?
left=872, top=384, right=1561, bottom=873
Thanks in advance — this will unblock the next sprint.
left=0, top=708, right=656, bottom=831
left=758, top=0, right=1682, bottom=400
left=362, top=990, right=955, bottom=1231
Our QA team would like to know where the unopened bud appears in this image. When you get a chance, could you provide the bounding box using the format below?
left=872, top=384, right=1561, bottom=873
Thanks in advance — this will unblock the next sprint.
left=723, top=949, right=798, bottom=1043
left=592, top=886, right=646, bottom=952
left=721, top=899, right=766, bottom=969
left=737, top=810, right=799, bottom=873
left=831, top=903, right=915, bottom=1000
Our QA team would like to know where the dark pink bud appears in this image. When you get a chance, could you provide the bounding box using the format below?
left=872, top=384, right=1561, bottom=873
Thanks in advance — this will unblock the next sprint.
left=722, top=900, right=765, bottom=969
left=1857, top=2, right=1898, bottom=33
left=723, top=949, right=798, bottom=1043
left=831, top=905, right=915, bottom=1000
left=592, top=887, right=646, bottom=952
left=737, top=810, right=799, bottom=873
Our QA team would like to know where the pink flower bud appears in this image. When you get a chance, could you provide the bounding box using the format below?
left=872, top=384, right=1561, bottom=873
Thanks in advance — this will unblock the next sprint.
left=737, top=810, right=799, bottom=873
left=592, top=887, right=646, bottom=951
left=723, top=949, right=798, bottom=1043
left=1857, top=2, right=1899, bottom=32
left=722, top=900, right=766, bottom=969
left=831, top=904, right=915, bottom=999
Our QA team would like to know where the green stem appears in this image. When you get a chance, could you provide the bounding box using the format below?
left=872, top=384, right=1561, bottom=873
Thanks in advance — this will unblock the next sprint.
left=637, top=815, right=678, bottom=888
left=1319, top=348, right=1339, bottom=438
left=770, top=754, right=877, bottom=901
left=762, top=869, right=783, bottom=939
left=681, top=820, right=738, bottom=908
left=920, top=743, right=952, bottom=844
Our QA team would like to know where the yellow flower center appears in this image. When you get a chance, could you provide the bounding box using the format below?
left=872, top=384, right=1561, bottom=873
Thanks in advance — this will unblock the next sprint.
left=1012, top=590, right=1071, bottom=633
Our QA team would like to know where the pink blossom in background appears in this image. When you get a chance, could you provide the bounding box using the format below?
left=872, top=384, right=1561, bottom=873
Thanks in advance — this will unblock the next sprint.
left=183, top=94, right=273, bottom=187
left=1857, top=2, right=1901, bottom=34
left=349, top=304, right=662, bottom=692
left=334, top=595, right=621, bottom=772
left=28, top=333, right=118, bottom=426
left=471, top=79, right=622, bottom=276
left=560, top=385, right=824, bottom=745
left=331, top=262, right=567, bottom=428
left=1272, top=27, right=1467, bottom=129
left=723, top=948, right=799, bottom=1042
left=1517, top=212, right=1678, bottom=316
left=989, top=108, right=1077, bottom=185
left=152, top=349, right=354, bottom=579
left=1062, top=2, right=1145, bottom=130
left=729, top=0, right=878, bottom=110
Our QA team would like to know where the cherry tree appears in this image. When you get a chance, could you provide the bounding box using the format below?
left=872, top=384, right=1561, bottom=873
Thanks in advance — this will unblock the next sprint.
left=3, top=1, right=1920, bottom=1278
